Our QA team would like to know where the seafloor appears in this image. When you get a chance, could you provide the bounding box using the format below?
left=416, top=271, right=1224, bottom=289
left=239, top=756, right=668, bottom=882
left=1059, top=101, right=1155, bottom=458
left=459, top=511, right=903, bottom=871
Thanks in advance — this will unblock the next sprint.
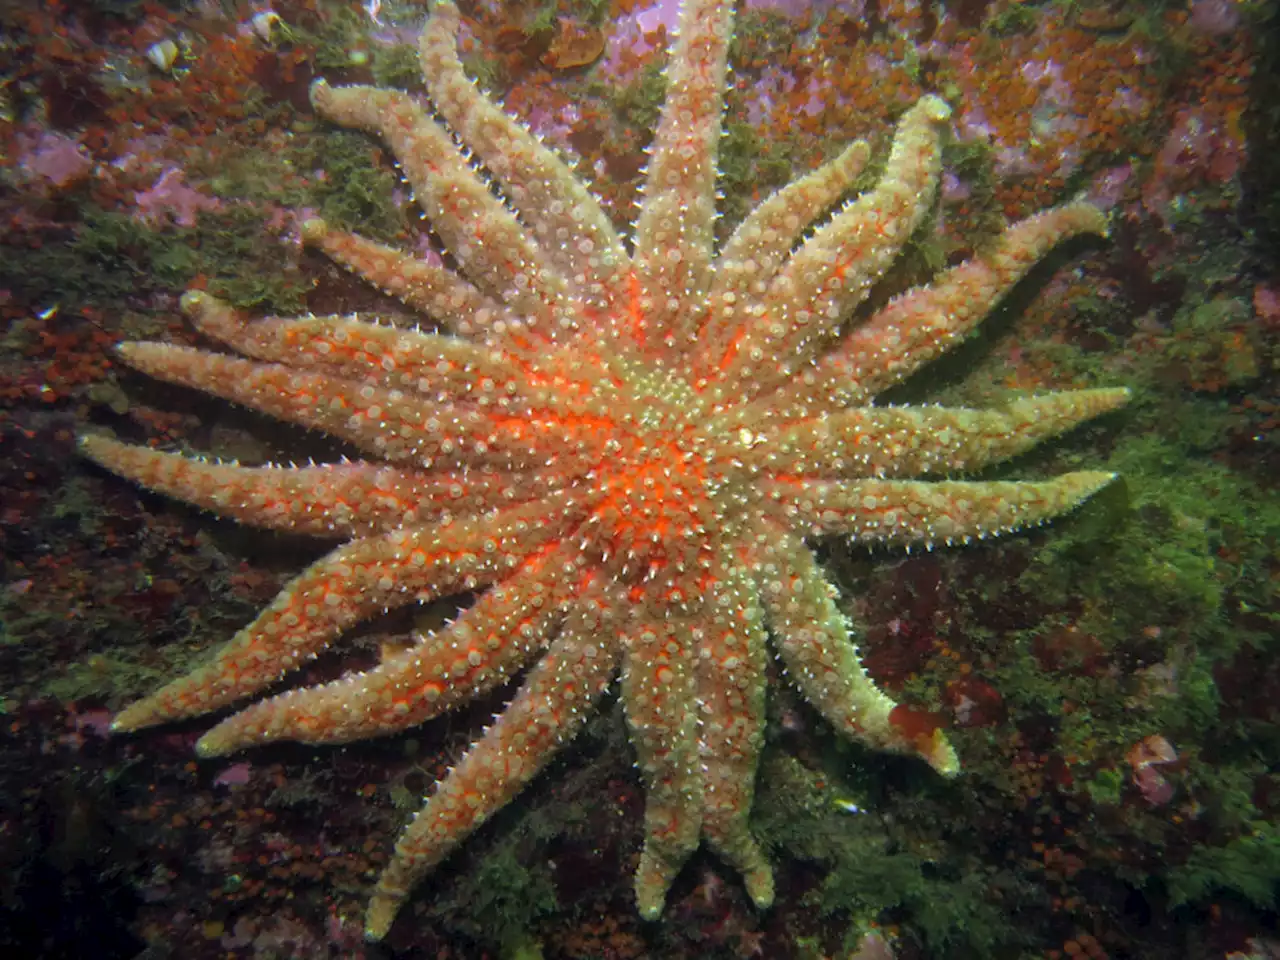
left=0, top=0, right=1277, bottom=958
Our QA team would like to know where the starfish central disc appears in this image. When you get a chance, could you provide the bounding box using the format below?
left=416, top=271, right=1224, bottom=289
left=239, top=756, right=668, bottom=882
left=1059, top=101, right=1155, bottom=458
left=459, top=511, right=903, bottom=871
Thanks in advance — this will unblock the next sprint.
left=589, top=379, right=732, bottom=579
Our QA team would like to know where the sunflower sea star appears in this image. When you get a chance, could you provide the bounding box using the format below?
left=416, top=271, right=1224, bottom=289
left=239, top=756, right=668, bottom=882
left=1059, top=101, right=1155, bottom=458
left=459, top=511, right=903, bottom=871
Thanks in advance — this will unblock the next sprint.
left=81, top=0, right=1128, bottom=939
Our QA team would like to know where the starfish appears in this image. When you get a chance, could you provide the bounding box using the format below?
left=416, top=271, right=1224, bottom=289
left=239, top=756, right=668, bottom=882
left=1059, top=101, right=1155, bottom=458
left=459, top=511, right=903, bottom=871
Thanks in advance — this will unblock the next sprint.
left=81, top=0, right=1128, bottom=940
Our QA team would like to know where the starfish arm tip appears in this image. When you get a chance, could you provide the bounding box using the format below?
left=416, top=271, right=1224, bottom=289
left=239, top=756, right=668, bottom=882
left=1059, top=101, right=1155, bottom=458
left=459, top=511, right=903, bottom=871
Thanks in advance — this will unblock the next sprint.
left=110, top=699, right=159, bottom=734
left=178, top=288, right=207, bottom=314
left=925, top=732, right=961, bottom=777
left=195, top=727, right=235, bottom=758
left=745, top=866, right=776, bottom=909
left=364, top=893, right=398, bottom=941
left=299, top=217, right=328, bottom=245
left=308, top=77, right=330, bottom=111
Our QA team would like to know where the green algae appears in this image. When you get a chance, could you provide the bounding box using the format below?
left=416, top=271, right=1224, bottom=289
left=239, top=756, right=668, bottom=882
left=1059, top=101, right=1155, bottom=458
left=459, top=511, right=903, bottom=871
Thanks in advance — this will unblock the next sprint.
left=1166, top=826, right=1280, bottom=912
left=607, top=60, right=667, bottom=133
left=372, top=43, right=425, bottom=90
left=421, top=712, right=626, bottom=952
left=939, top=135, right=1006, bottom=243
left=309, top=128, right=410, bottom=244
left=2, top=205, right=303, bottom=314
left=436, top=835, right=559, bottom=952
left=983, top=2, right=1040, bottom=37
left=728, top=8, right=800, bottom=72
left=525, top=3, right=560, bottom=43
left=753, top=751, right=1023, bottom=955
left=716, top=118, right=794, bottom=234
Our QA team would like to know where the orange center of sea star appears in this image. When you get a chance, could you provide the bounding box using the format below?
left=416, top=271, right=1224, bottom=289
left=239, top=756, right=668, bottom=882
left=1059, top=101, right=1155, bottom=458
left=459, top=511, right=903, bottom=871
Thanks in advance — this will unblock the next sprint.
left=583, top=370, right=737, bottom=584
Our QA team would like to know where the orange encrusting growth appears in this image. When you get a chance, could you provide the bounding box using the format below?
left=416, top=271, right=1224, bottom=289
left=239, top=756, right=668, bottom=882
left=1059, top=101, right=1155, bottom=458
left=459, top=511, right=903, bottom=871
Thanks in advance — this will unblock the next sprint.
left=81, top=0, right=1128, bottom=941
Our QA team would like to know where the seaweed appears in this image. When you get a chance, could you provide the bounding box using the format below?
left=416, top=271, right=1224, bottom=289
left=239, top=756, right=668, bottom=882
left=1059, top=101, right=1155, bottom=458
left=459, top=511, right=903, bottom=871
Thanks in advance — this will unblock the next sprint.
left=1166, top=828, right=1280, bottom=912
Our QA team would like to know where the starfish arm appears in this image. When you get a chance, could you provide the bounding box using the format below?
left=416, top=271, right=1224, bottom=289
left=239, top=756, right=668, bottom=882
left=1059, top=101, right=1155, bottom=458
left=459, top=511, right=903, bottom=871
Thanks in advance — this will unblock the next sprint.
left=622, top=605, right=705, bottom=919
left=177, top=290, right=608, bottom=419
left=197, top=543, right=584, bottom=755
left=745, top=388, right=1130, bottom=478
left=114, top=342, right=477, bottom=466
left=766, top=471, right=1117, bottom=546
left=749, top=525, right=958, bottom=773
left=419, top=2, right=630, bottom=313
left=114, top=343, right=608, bottom=469
left=365, top=584, right=620, bottom=940
left=299, top=218, right=517, bottom=336
left=695, top=558, right=774, bottom=909
left=632, top=0, right=734, bottom=352
left=697, top=140, right=870, bottom=383
left=309, top=80, right=574, bottom=343
left=712, top=141, right=872, bottom=303
left=112, top=497, right=580, bottom=731
left=80, top=435, right=475, bottom=537
left=713, top=97, right=952, bottom=395
left=793, top=202, right=1109, bottom=408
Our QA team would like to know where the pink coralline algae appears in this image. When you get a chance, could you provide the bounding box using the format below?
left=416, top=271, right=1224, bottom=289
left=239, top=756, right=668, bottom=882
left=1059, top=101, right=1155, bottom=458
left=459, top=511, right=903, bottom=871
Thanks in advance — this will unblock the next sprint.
left=16, top=131, right=93, bottom=191
left=133, top=167, right=223, bottom=227
left=1254, top=285, right=1280, bottom=329
left=213, top=761, right=254, bottom=787
left=1127, top=735, right=1179, bottom=806
left=1190, top=0, right=1242, bottom=35
left=1144, top=106, right=1247, bottom=220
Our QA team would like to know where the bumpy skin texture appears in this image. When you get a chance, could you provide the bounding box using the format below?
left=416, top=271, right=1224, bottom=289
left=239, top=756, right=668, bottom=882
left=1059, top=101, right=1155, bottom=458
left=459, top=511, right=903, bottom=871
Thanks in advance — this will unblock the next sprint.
left=81, top=0, right=1128, bottom=940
